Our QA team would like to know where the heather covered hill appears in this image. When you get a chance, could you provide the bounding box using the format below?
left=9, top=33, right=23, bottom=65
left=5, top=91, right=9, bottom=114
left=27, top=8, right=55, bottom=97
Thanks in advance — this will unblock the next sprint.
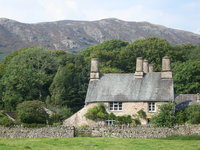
left=0, top=18, right=200, bottom=59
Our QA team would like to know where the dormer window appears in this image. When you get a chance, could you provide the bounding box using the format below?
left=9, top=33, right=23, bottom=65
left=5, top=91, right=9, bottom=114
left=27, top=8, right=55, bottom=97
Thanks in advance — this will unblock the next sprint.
left=109, top=102, right=122, bottom=111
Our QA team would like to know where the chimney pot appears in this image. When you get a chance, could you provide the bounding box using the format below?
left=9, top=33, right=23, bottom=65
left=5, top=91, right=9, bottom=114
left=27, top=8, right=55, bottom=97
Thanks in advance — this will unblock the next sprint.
left=143, top=59, right=149, bottom=73
left=149, top=64, right=154, bottom=72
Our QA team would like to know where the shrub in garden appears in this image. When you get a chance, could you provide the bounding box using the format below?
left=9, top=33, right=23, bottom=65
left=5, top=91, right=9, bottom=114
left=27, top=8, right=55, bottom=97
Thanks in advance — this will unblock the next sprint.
left=85, top=103, right=108, bottom=121
left=48, top=106, right=73, bottom=124
left=137, top=109, right=147, bottom=119
left=175, top=110, right=187, bottom=125
left=185, top=104, right=200, bottom=124
left=16, top=100, right=49, bottom=124
left=151, top=103, right=175, bottom=127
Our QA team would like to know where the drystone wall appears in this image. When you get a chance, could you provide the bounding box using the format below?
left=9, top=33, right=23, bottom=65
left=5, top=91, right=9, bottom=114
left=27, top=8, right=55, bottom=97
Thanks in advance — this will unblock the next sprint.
left=0, top=126, right=74, bottom=138
left=0, top=125, right=200, bottom=138
left=76, top=125, right=200, bottom=138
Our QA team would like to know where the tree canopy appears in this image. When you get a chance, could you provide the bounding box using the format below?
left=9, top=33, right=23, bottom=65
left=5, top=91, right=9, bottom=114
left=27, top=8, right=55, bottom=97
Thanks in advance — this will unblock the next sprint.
left=0, top=37, right=199, bottom=113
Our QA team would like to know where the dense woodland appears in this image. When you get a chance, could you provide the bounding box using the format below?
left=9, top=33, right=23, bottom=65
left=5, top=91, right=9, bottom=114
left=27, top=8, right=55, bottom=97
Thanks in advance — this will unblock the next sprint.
left=0, top=37, right=199, bottom=125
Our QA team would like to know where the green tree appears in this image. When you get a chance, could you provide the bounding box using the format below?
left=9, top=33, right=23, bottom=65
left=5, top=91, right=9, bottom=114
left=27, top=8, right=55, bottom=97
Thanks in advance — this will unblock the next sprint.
left=2, top=47, right=61, bottom=110
left=188, top=44, right=200, bottom=61
left=151, top=103, right=175, bottom=127
left=49, top=55, right=89, bottom=111
left=119, top=37, right=172, bottom=72
left=173, top=61, right=200, bottom=94
left=16, top=100, right=48, bottom=124
left=81, top=39, right=128, bottom=73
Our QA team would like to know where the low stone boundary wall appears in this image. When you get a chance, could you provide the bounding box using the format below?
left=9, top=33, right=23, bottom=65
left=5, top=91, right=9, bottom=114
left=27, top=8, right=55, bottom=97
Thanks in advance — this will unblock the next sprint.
left=0, top=125, right=200, bottom=138
left=0, top=126, right=74, bottom=138
left=89, top=125, right=200, bottom=138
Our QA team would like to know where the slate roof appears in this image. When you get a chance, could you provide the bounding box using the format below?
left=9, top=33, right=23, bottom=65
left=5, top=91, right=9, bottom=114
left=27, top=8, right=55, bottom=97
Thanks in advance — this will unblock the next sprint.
left=174, top=94, right=199, bottom=110
left=85, top=73, right=174, bottom=104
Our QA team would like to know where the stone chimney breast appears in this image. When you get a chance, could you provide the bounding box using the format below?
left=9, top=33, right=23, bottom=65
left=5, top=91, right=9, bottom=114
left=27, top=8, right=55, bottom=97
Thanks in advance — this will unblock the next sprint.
left=161, top=56, right=172, bottom=79
left=90, top=58, right=99, bottom=80
left=135, top=57, right=144, bottom=78
left=162, top=56, right=171, bottom=71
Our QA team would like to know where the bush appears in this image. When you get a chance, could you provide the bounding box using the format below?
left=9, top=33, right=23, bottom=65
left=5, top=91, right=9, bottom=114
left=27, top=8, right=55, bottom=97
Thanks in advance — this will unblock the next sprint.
left=85, top=103, right=108, bottom=121
left=114, top=115, right=133, bottom=125
left=137, top=109, right=147, bottom=119
left=48, top=107, right=73, bottom=124
left=0, top=113, right=14, bottom=127
left=132, top=118, right=141, bottom=126
left=16, top=100, right=49, bottom=124
left=175, top=110, right=186, bottom=125
left=185, top=104, right=200, bottom=124
left=151, top=103, right=175, bottom=127
left=107, top=113, right=117, bottom=120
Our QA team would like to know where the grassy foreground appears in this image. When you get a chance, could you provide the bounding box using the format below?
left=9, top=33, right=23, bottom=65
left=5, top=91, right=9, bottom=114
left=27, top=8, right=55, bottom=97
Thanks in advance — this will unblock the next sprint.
left=0, top=136, right=200, bottom=150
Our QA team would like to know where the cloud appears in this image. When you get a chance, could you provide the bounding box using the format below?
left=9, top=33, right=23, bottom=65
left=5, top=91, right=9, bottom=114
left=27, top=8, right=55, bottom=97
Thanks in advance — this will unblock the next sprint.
left=35, top=0, right=80, bottom=21
left=65, top=0, right=77, bottom=9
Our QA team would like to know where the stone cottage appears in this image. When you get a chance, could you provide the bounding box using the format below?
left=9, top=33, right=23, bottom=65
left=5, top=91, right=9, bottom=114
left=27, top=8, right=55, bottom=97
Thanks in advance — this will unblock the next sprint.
left=64, top=56, right=178, bottom=126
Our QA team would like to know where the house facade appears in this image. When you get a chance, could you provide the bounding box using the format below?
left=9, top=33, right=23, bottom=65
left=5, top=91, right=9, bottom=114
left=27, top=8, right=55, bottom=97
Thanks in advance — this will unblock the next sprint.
left=64, top=57, right=178, bottom=126
left=85, top=57, right=174, bottom=124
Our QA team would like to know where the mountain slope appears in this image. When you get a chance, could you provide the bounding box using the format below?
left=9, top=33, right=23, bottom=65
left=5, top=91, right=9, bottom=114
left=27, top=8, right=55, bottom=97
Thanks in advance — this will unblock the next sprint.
left=0, top=18, right=200, bottom=56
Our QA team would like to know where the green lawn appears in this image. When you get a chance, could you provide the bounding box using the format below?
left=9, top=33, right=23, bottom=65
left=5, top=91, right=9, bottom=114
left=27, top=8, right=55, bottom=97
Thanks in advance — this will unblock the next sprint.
left=0, top=136, right=200, bottom=150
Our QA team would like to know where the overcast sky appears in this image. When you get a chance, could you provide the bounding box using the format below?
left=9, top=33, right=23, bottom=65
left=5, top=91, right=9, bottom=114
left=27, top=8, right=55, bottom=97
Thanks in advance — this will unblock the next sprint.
left=0, top=0, right=199, bottom=34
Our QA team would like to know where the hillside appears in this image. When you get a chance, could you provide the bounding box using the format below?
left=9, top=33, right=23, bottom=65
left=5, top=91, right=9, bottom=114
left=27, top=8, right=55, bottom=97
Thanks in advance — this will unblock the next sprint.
left=0, top=18, right=200, bottom=58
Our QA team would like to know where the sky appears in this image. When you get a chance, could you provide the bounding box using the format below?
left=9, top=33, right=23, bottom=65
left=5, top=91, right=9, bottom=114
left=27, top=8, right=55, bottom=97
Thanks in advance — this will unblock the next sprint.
left=0, top=0, right=199, bottom=34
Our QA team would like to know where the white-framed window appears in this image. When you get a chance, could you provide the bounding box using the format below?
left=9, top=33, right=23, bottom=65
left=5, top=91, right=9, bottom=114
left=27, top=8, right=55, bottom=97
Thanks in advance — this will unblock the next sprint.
left=106, top=120, right=115, bottom=125
left=109, top=102, right=122, bottom=111
left=148, top=102, right=156, bottom=112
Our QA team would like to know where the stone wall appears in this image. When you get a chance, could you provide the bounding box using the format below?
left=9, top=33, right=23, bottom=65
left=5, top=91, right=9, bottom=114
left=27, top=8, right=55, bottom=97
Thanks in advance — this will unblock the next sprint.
left=1, top=125, right=200, bottom=138
left=0, top=126, right=74, bottom=138
left=88, top=125, right=200, bottom=138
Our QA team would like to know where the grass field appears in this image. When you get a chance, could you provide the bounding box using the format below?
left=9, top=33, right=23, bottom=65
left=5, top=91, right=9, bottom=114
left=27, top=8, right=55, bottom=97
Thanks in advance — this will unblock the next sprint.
left=0, top=135, right=200, bottom=150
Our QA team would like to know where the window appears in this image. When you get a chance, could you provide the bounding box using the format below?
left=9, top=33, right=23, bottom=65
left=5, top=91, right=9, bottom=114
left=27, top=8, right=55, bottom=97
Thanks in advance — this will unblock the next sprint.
left=109, top=102, right=122, bottom=111
left=148, top=102, right=156, bottom=112
left=106, top=120, right=115, bottom=126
